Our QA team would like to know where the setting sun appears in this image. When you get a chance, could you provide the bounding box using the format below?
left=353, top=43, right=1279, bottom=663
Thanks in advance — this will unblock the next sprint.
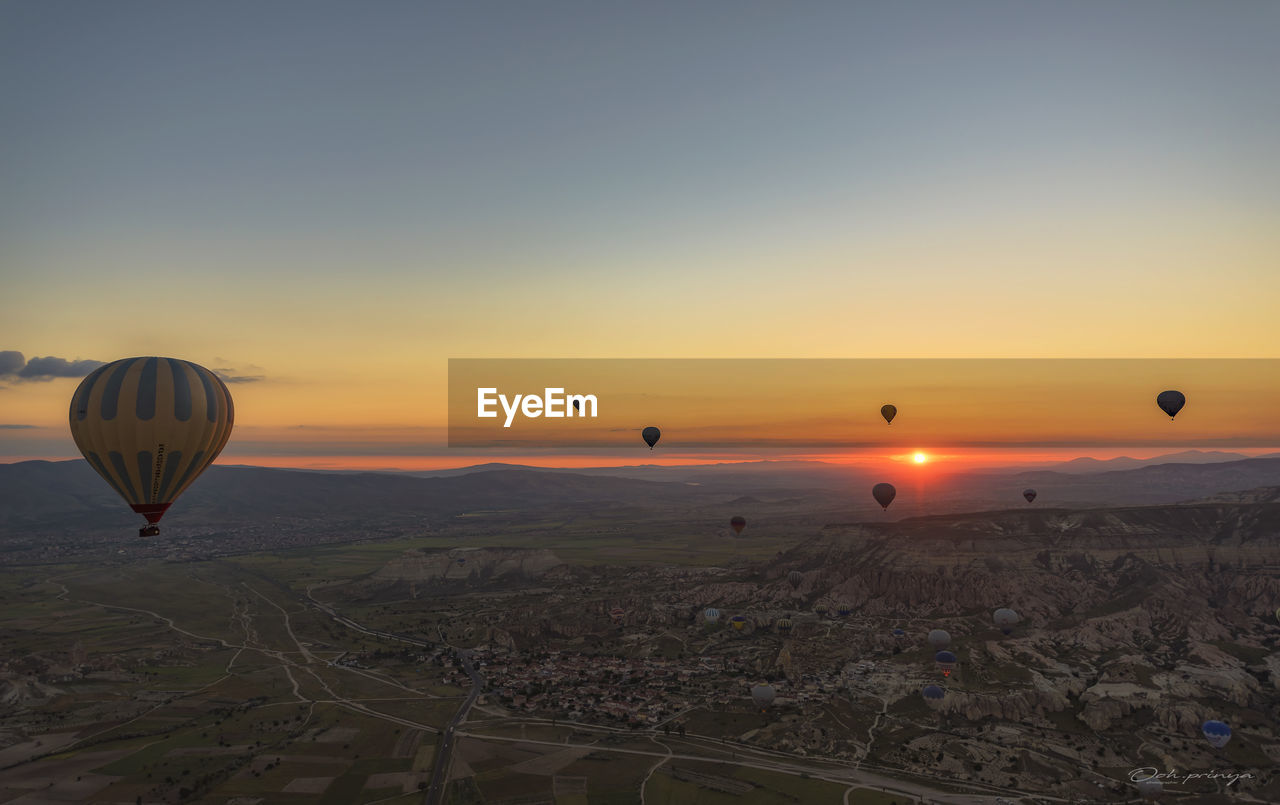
left=913, top=452, right=928, bottom=464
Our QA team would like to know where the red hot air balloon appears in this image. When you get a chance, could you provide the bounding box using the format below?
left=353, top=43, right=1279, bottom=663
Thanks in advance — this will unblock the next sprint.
left=730, top=516, right=746, bottom=535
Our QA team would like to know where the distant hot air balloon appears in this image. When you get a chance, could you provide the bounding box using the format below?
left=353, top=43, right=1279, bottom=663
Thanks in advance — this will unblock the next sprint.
left=1136, top=778, right=1163, bottom=800
left=642, top=426, right=661, bottom=449
left=704, top=607, right=720, bottom=623
left=775, top=618, right=793, bottom=635
left=1023, top=488, right=1037, bottom=503
left=837, top=603, right=852, bottom=617
left=730, top=516, right=746, bottom=535
left=457, top=558, right=467, bottom=565
left=922, top=684, right=945, bottom=705
left=994, top=608, right=1020, bottom=635
left=1157, top=390, right=1186, bottom=420
left=892, top=628, right=906, bottom=638
left=610, top=607, right=625, bottom=623
left=872, top=482, right=896, bottom=510
left=787, top=571, right=803, bottom=589
left=730, top=615, right=747, bottom=631
left=750, top=684, right=776, bottom=709
left=69, top=357, right=234, bottom=538
left=881, top=404, right=897, bottom=424
left=1201, top=719, right=1231, bottom=749
left=935, top=650, right=957, bottom=677
left=927, top=629, right=951, bottom=650
left=814, top=602, right=828, bottom=616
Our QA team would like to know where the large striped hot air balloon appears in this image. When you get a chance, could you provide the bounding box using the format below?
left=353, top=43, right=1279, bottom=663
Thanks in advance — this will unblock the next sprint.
left=69, top=357, right=234, bottom=537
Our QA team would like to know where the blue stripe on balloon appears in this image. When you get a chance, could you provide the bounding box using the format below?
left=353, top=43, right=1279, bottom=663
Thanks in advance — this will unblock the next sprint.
left=73, top=364, right=110, bottom=421
left=168, top=359, right=193, bottom=421
left=108, top=450, right=139, bottom=502
left=136, top=450, right=154, bottom=503
left=99, top=359, right=136, bottom=421
left=195, top=366, right=219, bottom=423
left=85, top=451, right=128, bottom=499
left=169, top=449, right=206, bottom=498
left=136, top=358, right=158, bottom=420
left=157, top=449, right=183, bottom=501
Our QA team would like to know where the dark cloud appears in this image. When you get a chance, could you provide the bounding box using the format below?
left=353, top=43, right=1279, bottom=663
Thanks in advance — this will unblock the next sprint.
left=0, top=351, right=104, bottom=381
left=0, top=424, right=37, bottom=429
left=214, top=369, right=265, bottom=384
left=0, top=351, right=25, bottom=376
left=18, top=355, right=106, bottom=380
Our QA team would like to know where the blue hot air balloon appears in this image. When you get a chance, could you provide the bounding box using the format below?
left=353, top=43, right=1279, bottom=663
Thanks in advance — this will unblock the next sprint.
left=922, top=684, right=945, bottom=702
left=704, top=607, right=720, bottom=623
left=935, top=650, right=958, bottom=677
left=892, top=628, right=906, bottom=638
left=1201, top=720, right=1231, bottom=749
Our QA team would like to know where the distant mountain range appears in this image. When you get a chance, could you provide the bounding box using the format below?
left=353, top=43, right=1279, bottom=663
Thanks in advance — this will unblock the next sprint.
left=6, top=456, right=1280, bottom=545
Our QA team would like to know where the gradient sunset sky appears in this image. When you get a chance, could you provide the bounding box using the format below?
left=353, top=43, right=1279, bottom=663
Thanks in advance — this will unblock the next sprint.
left=2, top=2, right=1278, bottom=469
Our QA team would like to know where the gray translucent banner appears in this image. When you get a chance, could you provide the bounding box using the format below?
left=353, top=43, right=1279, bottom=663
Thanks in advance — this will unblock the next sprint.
left=448, top=359, right=1280, bottom=449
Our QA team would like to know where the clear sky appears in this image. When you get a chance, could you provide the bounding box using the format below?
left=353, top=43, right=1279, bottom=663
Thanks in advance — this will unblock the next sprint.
left=2, top=2, right=1278, bottom=468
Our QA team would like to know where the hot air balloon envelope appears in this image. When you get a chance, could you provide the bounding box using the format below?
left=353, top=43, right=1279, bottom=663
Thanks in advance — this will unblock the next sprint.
left=994, top=608, right=1019, bottom=634
left=641, top=426, right=661, bottom=448
left=69, top=357, right=234, bottom=535
left=872, top=482, right=896, bottom=510
left=927, top=629, right=951, bottom=650
left=1157, top=390, right=1186, bottom=419
left=750, top=684, right=776, bottom=708
left=881, top=404, right=897, bottom=424
left=730, top=516, right=746, bottom=535
left=1201, top=719, right=1231, bottom=748
left=1023, top=488, right=1037, bottom=503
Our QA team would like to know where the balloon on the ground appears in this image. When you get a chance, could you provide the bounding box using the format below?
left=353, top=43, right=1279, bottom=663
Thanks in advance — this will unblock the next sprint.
left=994, top=608, right=1020, bottom=634
left=751, top=684, right=776, bottom=709
left=881, top=404, right=897, bottom=424
left=1157, top=390, right=1186, bottom=419
left=642, top=426, right=661, bottom=448
left=69, top=357, right=234, bottom=538
left=872, top=482, right=896, bottom=510
left=1201, top=719, right=1231, bottom=748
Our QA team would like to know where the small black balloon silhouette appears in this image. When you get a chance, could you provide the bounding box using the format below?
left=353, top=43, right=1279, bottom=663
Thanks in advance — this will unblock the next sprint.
left=1156, top=390, right=1185, bottom=419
